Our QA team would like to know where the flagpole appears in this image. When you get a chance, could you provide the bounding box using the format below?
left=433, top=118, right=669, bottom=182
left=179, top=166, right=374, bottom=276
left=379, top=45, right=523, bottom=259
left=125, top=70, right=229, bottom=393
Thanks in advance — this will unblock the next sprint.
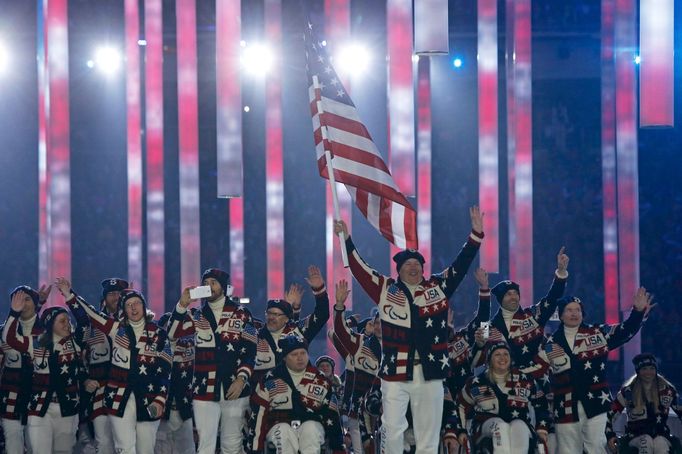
left=314, top=76, right=349, bottom=267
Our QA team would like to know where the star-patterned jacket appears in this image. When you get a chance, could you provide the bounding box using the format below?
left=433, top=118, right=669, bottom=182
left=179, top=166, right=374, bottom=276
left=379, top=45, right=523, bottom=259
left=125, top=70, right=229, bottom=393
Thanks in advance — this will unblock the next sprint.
left=168, top=297, right=257, bottom=401
left=332, top=306, right=381, bottom=416
left=454, top=368, right=550, bottom=442
left=3, top=308, right=87, bottom=418
left=482, top=271, right=567, bottom=378
left=344, top=230, right=483, bottom=381
left=164, top=334, right=195, bottom=421
left=247, top=363, right=345, bottom=453
left=539, top=308, right=645, bottom=423
left=66, top=295, right=172, bottom=420
left=252, top=287, right=330, bottom=385
left=0, top=319, right=43, bottom=420
left=606, top=378, right=680, bottom=440
left=446, top=287, right=491, bottom=398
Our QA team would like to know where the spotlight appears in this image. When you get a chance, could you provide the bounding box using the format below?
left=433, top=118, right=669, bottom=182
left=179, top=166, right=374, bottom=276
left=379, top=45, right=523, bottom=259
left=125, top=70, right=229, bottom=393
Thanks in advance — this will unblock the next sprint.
left=137, top=39, right=147, bottom=46
left=634, top=55, right=641, bottom=65
left=0, top=42, right=9, bottom=75
left=94, top=46, right=122, bottom=75
left=240, top=43, right=273, bottom=76
left=412, top=54, right=420, bottom=63
left=243, top=105, right=250, bottom=112
left=334, top=43, right=371, bottom=76
left=453, top=57, right=463, bottom=69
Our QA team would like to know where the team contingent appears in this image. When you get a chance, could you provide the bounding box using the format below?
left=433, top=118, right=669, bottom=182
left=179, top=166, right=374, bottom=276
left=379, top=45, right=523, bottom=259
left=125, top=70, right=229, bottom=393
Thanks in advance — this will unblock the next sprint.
left=0, top=206, right=676, bottom=453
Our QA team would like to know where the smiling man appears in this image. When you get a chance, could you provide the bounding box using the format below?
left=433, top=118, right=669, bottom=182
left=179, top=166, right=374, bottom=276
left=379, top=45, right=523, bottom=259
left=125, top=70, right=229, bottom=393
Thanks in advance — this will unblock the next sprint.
left=334, top=206, right=484, bottom=454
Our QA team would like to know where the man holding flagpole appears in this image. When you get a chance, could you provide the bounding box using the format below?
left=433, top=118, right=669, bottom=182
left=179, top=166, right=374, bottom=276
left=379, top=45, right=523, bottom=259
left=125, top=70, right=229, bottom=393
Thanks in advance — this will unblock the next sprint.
left=333, top=206, right=483, bottom=454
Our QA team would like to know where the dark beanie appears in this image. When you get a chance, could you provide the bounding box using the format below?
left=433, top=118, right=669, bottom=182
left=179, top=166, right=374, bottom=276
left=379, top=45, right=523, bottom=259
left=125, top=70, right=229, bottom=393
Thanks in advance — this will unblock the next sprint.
left=557, top=296, right=585, bottom=318
left=633, top=353, right=657, bottom=372
left=486, top=340, right=510, bottom=363
left=490, top=280, right=520, bottom=304
left=392, top=249, right=425, bottom=273
left=267, top=299, right=293, bottom=319
left=201, top=268, right=230, bottom=295
left=10, top=285, right=42, bottom=311
left=315, top=355, right=336, bottom=370
left=101, top=278, right=129, bottom=300
left=356, top=317, right=373, bottom=333
left=118, top=289, right=147, bottom=317
left=279, top=335, right=308, bottom=356
left=40, top=306, right=69, bottom=334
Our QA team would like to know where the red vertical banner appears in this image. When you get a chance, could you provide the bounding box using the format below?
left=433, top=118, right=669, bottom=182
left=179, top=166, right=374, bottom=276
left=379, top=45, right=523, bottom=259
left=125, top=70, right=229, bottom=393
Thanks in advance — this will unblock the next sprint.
left=478, top=0, right=499, bottom=273
left=508, top=0, right=533, bottom=305
left=37, top=0, right=48, bottom=288
left=145, top=0, right=165, bottom=315
left=125, top=0, right=143, bottom=289
left=46, top=0, right=71, bottom=305
left=324, top=0, right=352, bottom=364
left=416, top=57, right=431, bottom=277
left=387, top=0, right=415, bottom=197
left=601, top=0, right=620, bottom=360
left=639, top=0, right=674, bottom=127
left=216, top=0, right=245, bottom=293
left=505, top=0, right=517, bottom=282
left=265, top=0, right=284, bottom=299
left=615, top=0, right=640, bottom=376
left=177, top=0, right=201, bottom=290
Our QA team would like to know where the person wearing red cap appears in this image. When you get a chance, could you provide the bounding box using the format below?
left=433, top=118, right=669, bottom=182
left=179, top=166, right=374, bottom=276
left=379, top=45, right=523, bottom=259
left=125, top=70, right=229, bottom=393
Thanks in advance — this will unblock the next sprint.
left=606, top=353, right=680, bottom=454
left=334, top=206, right=484, bottom=454
left=169, top=267, right=257, bottom=454
left=3, top=285, right=94, bottom=454
left=539, top=287, right=654, bottom=454
left=0, top=284, right=49, bottom=454
left=453, top=341, right=550, bottom=454
left=247, top=334, right=345, bottom=454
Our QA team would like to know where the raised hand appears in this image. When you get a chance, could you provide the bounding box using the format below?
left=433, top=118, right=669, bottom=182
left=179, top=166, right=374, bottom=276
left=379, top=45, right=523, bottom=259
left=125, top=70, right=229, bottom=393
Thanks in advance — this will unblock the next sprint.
left=470, top=206, right=484, bottom=234
left=474, top=268, right=489, bottom=288
left=10, top=291, right=27, bottom=313
left=178, top=286, right=194, bottom=308
left=37, top=284, right=52, bottom=303
left=54, top=278, right=72, bottom=298
left=633, top=287, right=655, bottom=315
left=285, top=283, right=304, bottom=311
left=333, top=219, right=349, bottom=237
left=557, top=246, right=569, bottom=275
left=305, top=265, right=325, bottom=290
left=335, top=279, right=350, bottom=307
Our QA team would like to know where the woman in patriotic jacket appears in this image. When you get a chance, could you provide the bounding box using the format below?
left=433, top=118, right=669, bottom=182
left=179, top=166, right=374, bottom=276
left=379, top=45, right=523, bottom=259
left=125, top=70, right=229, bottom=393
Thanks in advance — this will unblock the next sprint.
left=538, top=288, right=654, bottom=454
left=454, top=341, right=550, bottom=454
left=154, top=312, right=196, bottom=454
left=606, top=353, right=681, bottom=454
left=2, top=282, right=95, bottom=454
left=332, top=279, right=381, bottom=454
left=247, top=334, right=345, bottom=454
left=0, top=285, right=48, bottom=454
left=61, top=278, right=172, bottom=454
left=169, top=267, right=257, bottom=454
left=252, top=265, right=330, bottom=386
left=446, top=267, right=492, bottom=399
left=334, top=206, right=484, bottom=454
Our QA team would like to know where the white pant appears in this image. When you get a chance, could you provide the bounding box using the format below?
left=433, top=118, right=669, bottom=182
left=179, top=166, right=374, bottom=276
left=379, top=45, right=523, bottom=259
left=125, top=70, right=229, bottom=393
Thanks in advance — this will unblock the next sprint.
left=93, top=412, right=115, bottom=454
left=155, top=409, right=196, bottom=454
left=348, top=416, right=363, bottom=453
left=479, top=418, right=531, bottom=454
left=628, top=435, right=671, bottom=454
left=194, top=396, right=249, bottom=454
left=265, top=421, right=325, bottom=454
left=380, top=365, right=444, bottom=454
left=109, top=393, right=161, bottom=454
left=2, top=418, right=29, bottom=454
left=26, top=402, right=78, bottom=454
left=555, top=402, right=607, bottom=454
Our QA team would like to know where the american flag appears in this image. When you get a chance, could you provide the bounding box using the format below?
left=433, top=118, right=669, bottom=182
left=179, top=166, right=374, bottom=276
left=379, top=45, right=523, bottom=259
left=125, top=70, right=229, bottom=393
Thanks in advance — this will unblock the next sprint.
left=545, top=342, right=565, bottom=361
left=265, top=379, right=290, bottom=396
left=304, top=17, right=418, bottom=249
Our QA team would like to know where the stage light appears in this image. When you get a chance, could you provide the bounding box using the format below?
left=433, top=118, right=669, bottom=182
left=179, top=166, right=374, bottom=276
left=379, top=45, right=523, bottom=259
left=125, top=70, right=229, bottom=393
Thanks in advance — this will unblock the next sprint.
left=86, top=60, right=95, bottom=68
left=412, top=54, right=420, bottom=63
left=334, top=43, right=371, bottom=76
left=240, top=43, right=273, bottom=76
left=453, top=57, right=463, bottom=69
left=137, top=39, right=147, bottom=46
left=94, top=46, right=122, bottom=74
left=243, top=105, right=250, bottom=112
left=0, top=41, right=8, bottom=75
left=634, top=54, right=641, bottom=65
